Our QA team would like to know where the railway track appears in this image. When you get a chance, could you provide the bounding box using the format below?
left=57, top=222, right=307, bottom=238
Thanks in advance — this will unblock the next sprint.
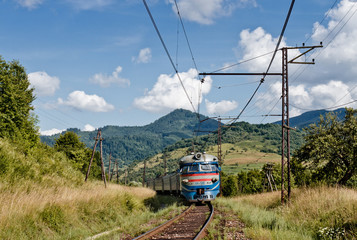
left=133, top=203, right=214, bottom=240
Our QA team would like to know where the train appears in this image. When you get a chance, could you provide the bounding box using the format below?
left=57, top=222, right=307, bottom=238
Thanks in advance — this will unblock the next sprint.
left=146, top=152, right=221, bottom=202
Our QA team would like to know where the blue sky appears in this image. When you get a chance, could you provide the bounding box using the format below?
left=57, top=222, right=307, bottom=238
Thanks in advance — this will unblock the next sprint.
left=1, top=0, right=357, bottom=135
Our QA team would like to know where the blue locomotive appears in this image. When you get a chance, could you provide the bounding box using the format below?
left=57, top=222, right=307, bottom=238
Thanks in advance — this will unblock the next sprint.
left=146, top=152, right=221, bottom=202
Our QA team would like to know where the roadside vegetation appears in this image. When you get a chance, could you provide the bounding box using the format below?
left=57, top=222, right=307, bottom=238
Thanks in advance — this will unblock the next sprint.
left=0, top=56, right=185, bottom=239
left=210, top=186, right=356, bottom=240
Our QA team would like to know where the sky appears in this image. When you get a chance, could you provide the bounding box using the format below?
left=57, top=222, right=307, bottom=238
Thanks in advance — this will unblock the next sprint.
left=1, top=0, right=357, bottom=135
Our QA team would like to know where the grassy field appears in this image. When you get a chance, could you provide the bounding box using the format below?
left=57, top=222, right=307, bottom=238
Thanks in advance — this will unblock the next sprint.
left=210, top=186, right=357, bottom=240
left=205, top=143, right=281, bottom=175
left=0, top=181, right=185, bottom=239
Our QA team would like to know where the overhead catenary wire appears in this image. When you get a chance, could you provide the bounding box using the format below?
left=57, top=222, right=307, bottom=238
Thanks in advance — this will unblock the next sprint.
left=304, top=0, right=339, bottom=44
left=290, top=99, right=357, bottom=111
left=142, top=0, right=198, bottom=115
left=227, top=0, right=296, bottom=126
left=256, top=0, right=357, bottom=123
left=173, top=0, right=205, bottom=120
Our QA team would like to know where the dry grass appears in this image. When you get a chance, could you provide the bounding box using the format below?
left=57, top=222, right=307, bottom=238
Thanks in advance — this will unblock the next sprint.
left=232, top=191, right=281, bottom=209
left=0, top=181, right=155, bottom=226
left=285, top=186, right=357, bottom=227
left=218, top=186, right=357, bottom=239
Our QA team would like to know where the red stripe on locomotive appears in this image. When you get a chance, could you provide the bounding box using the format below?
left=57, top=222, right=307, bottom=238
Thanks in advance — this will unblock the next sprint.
left=181, top=173, right=219, bottom=177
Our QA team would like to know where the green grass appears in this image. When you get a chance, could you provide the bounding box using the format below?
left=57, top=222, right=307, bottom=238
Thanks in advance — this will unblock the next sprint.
left=0, top=138, right=186, bottom=239
left=0, top=184, right=185, bottom=239
left=211, top=186, right=357, bottom=240
left=221, top=163, right=265, bottom=175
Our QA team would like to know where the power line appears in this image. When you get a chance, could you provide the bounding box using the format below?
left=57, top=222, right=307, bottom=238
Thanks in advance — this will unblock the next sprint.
left=290, top=99, right=357, bottom=111
left=213, top=80, right=260, bottom=89
left=258, top=1, right=357, bottom=123
left=210, top=50, right=275, bottom=74
left=173, top=0, right=205, bottom=120
left=173, top=0, right=199, bottom=72
left=304, top=0, right=339, bottom=44
left=142, top=0, right=197, bottom=115
left=228, top=0, right=296, bottom=125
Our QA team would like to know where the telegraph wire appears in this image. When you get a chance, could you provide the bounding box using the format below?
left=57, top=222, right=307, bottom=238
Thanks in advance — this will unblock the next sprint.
left=35, top=98, right=90, bottom=127
left=335, top=84, right=357, bottom=105
left=304, top=0, right=339, bottom=44
left=260, top=97, right=282, bottom=124
left=143, top=0, right=197, bottom=115
left=209, top=50, right=275, bottom=74
left=322, top=0, right=357, bottom=44
left=213, top=80, right=261, bottom=89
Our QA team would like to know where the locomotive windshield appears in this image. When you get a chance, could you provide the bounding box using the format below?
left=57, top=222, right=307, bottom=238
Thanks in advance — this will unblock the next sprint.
left=181, top=163, right=218, bottom=173
left=200, top=164, right=218, bottom=172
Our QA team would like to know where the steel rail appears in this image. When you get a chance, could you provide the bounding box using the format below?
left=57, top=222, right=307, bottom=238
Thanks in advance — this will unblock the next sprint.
left=193, top=202, right=214, bottom=240
left=132, top=204, right=193, bottom=240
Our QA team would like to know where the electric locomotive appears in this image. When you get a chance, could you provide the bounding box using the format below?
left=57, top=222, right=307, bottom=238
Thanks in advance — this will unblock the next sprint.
left=179, top=152, right=220, bottom=202
left=146, top=152, right=221, bottom=202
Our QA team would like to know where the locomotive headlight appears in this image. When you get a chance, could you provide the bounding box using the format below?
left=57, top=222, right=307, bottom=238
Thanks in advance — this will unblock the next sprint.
left=212, top=177, right=218, bottom=183
left=182, top=179, right=189, bottom=184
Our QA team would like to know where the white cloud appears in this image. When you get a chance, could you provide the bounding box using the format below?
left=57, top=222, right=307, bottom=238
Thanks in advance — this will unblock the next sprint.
left=205, top=99, right=238, bottom=115
left=169, top=0, right=257, bottom=25
left=28, top=71, right=60, bottom=96
left=65, top=0, right=113, bottom=10
left=237, top=27, right=300, bottom=73
left=255, top=80, right=356, bottom=118
left=58, top=90, right=115, bottom=112
left=132, top=48, right=152, bottom=63
left=307, top=0, right=357, bottom=84
left=40, top=128, right=65, bottom=136
left=133, top=68, right=212, bottom=113
left=90, top=66, right=130, bottom=88
left=14, top=0, right=44, bottom=9
left=309, top=80, right=354, bottom=109
left=83, top=124, right=95, bottom=131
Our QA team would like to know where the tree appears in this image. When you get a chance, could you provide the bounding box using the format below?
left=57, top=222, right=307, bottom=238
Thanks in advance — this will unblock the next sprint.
left=221, top=174, right=238, bottom=196
left=293, top=108, right=357, bottom=186
left=54, top=131, right=101, bottom=177
left=0, top=56, right=39, bottom=145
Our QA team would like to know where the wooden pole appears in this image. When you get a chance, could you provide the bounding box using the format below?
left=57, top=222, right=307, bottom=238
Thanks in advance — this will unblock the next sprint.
left=142, top=159, right=146, bottom=187
left=85, top=129, right=100, bottom=182
left=116, top=159, right=119, bottom=184
left=99, top=130, right=107, bottom=188
left=108, top=153, right=111, bottom=182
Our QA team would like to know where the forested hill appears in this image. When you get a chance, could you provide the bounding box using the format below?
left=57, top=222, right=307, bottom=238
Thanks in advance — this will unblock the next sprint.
left=40, top=109, right=218, bottom=167
left=273, top=108, right=346, bottom=129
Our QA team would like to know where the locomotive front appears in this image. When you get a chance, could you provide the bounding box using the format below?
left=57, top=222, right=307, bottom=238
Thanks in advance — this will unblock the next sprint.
left=179, top=152, right=220, bottom=202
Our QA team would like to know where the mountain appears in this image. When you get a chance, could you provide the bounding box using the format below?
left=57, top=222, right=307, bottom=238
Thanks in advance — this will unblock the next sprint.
left=273, top=108, right=347, bottom=129
left=40, top=109, right=218, bottom=167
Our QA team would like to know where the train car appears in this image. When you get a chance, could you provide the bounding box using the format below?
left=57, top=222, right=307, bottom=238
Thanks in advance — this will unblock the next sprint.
left=146, top=152, right=220, bottom=202
left=179, top=152, right=220, bottom=202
